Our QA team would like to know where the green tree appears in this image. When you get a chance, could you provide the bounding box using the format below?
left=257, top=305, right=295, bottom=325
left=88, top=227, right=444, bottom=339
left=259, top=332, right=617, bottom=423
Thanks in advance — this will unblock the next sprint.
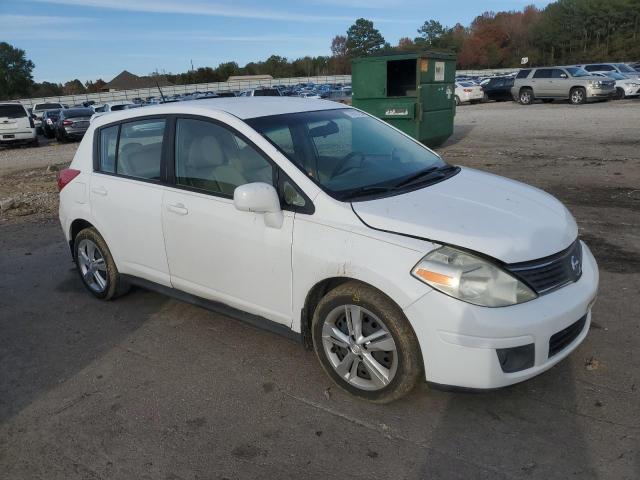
left=417, top=20, right=446, bottom=46
left=346, top=18, right=386, bottom=57
left=63, top=79, right=86, bottom=95
left=0, top=42, right=35, bottom=100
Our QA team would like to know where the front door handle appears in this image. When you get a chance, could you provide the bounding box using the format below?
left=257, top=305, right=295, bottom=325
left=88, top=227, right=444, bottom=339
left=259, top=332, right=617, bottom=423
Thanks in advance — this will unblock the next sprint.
left=91, top=186, right=107, bottom=196
left=166, top=202, right=188, bottom=215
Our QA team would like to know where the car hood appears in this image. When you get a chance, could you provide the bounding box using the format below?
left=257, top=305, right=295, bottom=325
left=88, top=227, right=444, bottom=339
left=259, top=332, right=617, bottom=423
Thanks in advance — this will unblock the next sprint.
left=352, top=168, right=578, bottom=264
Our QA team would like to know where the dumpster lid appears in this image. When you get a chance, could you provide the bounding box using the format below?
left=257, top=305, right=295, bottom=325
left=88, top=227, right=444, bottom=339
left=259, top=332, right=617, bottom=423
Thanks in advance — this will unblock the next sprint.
left=352, top=50, right=457, bottom=63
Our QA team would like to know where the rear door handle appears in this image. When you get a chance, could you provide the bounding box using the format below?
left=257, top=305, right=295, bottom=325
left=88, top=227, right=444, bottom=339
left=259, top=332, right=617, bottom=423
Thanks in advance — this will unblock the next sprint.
left=166, top=202, right=188, bottom=215
left=91, top=186, right=107, bottom=196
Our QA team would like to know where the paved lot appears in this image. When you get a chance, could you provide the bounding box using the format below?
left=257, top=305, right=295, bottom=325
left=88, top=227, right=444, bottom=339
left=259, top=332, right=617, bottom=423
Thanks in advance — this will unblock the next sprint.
left=1, top=101, right=639, bottom=479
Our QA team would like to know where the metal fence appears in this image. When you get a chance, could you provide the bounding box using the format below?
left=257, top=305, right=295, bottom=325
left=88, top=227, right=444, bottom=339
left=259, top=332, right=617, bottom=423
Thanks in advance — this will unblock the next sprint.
left=16, top=68, right=522, bottom=107
left=17, top=75, right=353, bottom=108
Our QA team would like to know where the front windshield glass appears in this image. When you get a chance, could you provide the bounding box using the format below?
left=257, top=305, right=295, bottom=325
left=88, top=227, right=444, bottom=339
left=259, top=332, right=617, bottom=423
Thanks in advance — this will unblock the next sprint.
left=616, top=64, right=635, bottom=73
left=606, top=72, right=626, bottom=80
left=247, top=108, right=452, bottom=200
left=565, top=67, right=590, bottom=77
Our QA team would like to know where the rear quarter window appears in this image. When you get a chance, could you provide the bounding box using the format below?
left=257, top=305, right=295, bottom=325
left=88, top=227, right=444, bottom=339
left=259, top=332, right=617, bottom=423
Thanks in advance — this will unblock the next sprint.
left=516, top=69, right=531, bottom=79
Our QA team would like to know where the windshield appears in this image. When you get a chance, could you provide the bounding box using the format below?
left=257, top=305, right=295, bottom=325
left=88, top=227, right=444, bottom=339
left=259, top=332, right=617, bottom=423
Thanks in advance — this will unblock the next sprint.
left=605, top=72, right=626, bottom=80
left=616, top=63, right=635, bottom=73
left=565, top=67, right=590, bottom=77
left=34, top=103, right=62, bottom=111
left=247, top=108, right=453, bottom=200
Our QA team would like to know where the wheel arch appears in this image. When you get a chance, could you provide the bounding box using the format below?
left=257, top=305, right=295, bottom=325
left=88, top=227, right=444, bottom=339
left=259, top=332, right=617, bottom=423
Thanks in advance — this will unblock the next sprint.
left=299, top=276, right=422, bottom=357
left=68, top=218, right=95, bottom=257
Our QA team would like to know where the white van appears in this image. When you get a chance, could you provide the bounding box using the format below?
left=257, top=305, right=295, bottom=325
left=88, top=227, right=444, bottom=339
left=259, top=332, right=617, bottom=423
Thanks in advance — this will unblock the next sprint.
left=0, top=102, right=37, bottom=147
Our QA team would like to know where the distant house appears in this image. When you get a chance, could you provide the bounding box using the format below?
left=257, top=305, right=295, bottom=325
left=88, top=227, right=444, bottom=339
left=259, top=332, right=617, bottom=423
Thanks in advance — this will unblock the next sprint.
left=101, top=70, right=174, bottom=92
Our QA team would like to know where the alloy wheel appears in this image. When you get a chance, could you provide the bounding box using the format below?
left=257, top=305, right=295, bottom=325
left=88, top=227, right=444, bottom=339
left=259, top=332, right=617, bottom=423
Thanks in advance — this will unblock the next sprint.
left=321, top=304, right=398, bottom=391
left=571, top=89, right=584, bottom=104
left=77, top=239, right=108, bottom=293
left=520, top=90, right=532, bottom=104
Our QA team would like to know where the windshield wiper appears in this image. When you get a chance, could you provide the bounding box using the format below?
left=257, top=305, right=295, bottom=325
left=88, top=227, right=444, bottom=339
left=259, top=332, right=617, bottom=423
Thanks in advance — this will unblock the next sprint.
left=339, top=185, right=396, bottom=201
left=394, top=165, right=456, bottom=188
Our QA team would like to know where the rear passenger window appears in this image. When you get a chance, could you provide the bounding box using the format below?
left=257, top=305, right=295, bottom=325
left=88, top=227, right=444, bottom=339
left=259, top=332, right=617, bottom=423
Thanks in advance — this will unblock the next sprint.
left=99, top=125, right=118, bottom=173
left=533, top=69, right=551, bottom=79
left=116, top=119, right=166, bottom=180
left=174, top=118, right=273, bottom=196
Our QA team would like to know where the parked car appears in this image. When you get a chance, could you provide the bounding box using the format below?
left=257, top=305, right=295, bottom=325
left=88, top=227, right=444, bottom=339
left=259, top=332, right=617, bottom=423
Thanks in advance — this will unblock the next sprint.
left=57, top=98, right=599, bottom=402
left=512, top=66, right=615, bottom=105
left=239, top=88, right=282, bottom=97
left=41, top=109, right=62, bottom=138
left=0, top=102, right=37, bottom=147
left=454, top=82, right=484, bottom=105
left=590, top=72, right=640, bottom=99
left=54, top=108, right=94, bottom=141
left=481, top=76, right=515, bottom=102
left=576, top=63, right=640, bottom=80
left=92, top=102, right=137, bottom=122
left=32, top=102, right=64, bottom=131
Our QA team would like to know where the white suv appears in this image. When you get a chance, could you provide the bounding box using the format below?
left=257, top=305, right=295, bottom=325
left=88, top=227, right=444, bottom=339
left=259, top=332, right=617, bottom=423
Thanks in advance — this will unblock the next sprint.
left=0, top=102, right=37, bottom=147
left=58, top=98, right=599, bottom=402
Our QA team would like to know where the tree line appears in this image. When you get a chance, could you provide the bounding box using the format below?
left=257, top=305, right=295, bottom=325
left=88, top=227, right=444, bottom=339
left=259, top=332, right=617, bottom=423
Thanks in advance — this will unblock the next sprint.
left=1, top=0, right=639, bottom=100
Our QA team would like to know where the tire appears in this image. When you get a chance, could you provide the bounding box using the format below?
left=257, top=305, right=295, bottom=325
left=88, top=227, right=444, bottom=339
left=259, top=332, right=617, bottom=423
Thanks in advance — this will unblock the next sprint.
left=311, top=281, right=423, bottom=403
left=30, top=138, right=39, bottom=147
left=519, top=88, right=534, bottom=105
left=570, top=87, right=587, bottom=105
left=454, top=95, right=461, bottom=106
left=615, top=88, right=625, bottom=100
left=73, top=227, right=129, bottom=300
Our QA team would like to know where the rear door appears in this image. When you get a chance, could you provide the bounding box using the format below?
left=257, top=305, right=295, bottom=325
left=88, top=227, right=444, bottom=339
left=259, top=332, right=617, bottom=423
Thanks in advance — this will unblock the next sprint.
left=532, top=69, right=552, bottom=96
left=0, top=104, right=30, bottom=137
left=90, top=117, right=171, bottom=286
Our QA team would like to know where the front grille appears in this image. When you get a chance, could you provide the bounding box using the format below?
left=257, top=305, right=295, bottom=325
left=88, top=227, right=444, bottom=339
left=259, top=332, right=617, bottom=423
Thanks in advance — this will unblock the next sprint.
left=507, top=240, right=582, bottom=295
left=548, top=314, right=587, bottom=358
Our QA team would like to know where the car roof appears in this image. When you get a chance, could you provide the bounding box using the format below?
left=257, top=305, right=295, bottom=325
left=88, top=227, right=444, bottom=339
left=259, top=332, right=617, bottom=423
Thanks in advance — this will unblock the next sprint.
left=92, top=97, right=348, bottom=127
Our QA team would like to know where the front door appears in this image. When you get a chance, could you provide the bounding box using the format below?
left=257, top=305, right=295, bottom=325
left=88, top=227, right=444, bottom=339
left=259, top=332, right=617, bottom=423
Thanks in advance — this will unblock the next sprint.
left=161, top=117, right=294, bottom=325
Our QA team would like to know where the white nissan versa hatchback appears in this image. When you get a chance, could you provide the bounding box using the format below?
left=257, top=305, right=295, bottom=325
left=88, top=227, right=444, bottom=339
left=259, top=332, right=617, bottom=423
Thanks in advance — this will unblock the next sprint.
left=58, top=98, right=598, bottom=402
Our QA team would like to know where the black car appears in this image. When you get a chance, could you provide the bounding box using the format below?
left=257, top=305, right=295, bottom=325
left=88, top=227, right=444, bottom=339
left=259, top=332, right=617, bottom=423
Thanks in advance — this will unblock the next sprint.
left=54, top=108, right=93, bottom=142
left=41, top=109, right=61, bottom=138
left=482, top=76, right=515, bottom=102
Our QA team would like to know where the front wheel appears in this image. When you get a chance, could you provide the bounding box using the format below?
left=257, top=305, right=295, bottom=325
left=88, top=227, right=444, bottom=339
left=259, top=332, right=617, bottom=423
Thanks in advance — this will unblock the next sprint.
left=312, top=282, right=423, bottom=403
left=570, top=87, right=587, bottom=105
left=74, top=227, right=129, bottom=300
left=614, top=88, right=625, bottom=100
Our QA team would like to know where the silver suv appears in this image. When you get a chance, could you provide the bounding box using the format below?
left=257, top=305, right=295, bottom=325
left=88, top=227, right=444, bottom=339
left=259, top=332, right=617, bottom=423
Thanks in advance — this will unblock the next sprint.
left=511, top=66, right=615, bottom=105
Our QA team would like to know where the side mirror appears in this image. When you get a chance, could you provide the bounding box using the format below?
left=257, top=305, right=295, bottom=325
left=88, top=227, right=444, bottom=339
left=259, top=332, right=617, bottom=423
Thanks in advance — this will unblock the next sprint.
left=233, top=182, right=283, bottom=229
left=560, top=73, right=568, bottom=79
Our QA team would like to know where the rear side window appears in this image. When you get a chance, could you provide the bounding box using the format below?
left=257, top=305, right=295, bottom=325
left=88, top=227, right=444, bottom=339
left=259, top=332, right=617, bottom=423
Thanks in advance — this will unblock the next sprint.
left=99, top=125, right=118, bottom=173
left=97, top=119, right=166, bottom=180
left=516, top=69, right=531, bottom=79
left=551, top=69, right=567, bottom=78
left=0, top=105, right=27, bottom=119
left=116, top=120, right=166, bottom=180
left=34, top=103, right=62, bottom=110
left=533, top=69, right=551, bottom=79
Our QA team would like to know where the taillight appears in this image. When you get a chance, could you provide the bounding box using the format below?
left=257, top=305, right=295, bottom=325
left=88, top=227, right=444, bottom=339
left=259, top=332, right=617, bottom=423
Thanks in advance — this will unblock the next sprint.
left=464, top=88, right=473, bottom=92
left=57, top=168, right=81, bottom=191
left=63, top=120, right=73, bottom=126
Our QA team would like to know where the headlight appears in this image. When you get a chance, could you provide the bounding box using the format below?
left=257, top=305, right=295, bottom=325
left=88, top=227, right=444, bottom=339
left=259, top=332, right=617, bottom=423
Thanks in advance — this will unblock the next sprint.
left=411, top=246, right=537, bottom=307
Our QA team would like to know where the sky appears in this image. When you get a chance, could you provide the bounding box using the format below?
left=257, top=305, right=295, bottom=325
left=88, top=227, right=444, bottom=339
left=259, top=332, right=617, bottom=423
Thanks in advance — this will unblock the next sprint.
left=1, top=0, right=552, bottom=83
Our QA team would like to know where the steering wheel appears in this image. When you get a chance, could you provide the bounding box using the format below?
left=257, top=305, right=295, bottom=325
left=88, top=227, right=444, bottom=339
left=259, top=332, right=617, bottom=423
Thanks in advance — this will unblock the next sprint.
left=331, top=151, right=365, bottom=178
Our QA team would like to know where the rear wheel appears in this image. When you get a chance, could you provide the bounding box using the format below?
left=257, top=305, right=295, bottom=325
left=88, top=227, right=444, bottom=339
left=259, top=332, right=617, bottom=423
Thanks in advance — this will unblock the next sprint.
left=519, top=88, right=534, bottom=105
left=454, top=95, right=461, bottom=106
left=570, top=87, right=587, bottom=105
left=312, top=281, right=423, bottom=403
left=74, top=227, right=129, bottom=300
left=615, top=87, right=625, bottom=100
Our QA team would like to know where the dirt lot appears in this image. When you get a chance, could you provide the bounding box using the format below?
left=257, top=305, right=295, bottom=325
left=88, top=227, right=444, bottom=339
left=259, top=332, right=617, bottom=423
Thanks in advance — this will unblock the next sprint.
left=0, top=101, right=639, bottom=479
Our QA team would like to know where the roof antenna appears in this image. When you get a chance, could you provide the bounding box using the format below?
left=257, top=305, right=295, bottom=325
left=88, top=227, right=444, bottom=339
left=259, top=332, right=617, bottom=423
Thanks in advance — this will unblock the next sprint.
left=155, top=79, right=166, bottom=103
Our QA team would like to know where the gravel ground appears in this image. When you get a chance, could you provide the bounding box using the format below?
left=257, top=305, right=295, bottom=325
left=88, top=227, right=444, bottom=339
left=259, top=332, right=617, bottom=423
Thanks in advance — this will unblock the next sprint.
left=0, top=100, right=639, bottom=480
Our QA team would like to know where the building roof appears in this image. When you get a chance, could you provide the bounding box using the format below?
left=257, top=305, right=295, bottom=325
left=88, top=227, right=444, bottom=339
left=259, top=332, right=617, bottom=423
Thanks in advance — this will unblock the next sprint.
left=92, top=98, right=347, bottom=128
left=102, top=70, right=174, bottom=91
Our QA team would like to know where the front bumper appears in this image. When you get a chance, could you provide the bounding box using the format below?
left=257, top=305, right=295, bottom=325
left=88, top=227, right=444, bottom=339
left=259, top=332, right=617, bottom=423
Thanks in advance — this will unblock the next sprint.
left=587, top=86, right=615, bottom=99
left=404, top=241, right=599, bottom=389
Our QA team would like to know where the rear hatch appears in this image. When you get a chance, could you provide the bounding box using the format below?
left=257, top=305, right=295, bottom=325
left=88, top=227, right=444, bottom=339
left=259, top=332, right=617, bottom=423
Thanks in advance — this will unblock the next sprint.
left=0, top=104, right=30, bottom=135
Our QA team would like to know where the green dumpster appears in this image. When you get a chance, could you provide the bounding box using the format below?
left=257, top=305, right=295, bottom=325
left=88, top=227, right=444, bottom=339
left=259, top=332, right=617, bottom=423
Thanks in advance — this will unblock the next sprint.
left=351, top=51, right=457, bottom=147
